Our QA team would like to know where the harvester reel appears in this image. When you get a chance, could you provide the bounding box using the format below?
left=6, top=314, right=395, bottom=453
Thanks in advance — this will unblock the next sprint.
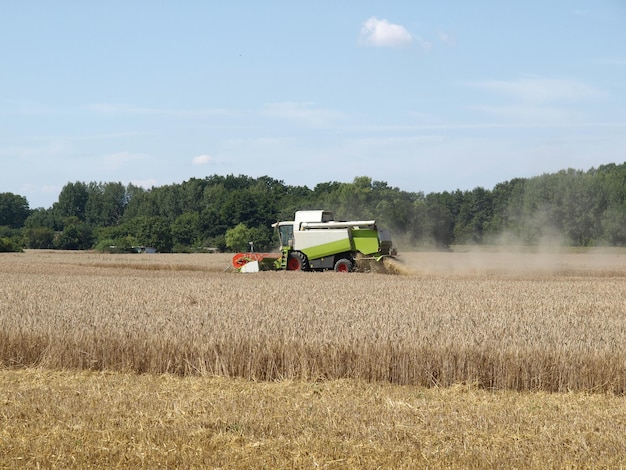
left=287, top=251, right=309, bottom=271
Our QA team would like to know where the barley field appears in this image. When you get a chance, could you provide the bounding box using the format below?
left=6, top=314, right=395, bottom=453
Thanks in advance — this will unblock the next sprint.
left=1, top=249, right=626, bottom=468
left=1, top=249, right=625, bottom=392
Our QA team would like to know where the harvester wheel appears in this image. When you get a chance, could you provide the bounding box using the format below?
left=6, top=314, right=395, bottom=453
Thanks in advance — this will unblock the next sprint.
left=287, top=251, right=309, bottom=271
left=334, top=258, right=353, bottom=273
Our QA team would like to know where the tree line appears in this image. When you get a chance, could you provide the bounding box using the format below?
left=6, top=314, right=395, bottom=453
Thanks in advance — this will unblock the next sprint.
left=1, top=163, right=625, bottom=253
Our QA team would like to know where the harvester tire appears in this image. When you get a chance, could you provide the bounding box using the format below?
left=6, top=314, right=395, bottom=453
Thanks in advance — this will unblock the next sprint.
left=334, top=258, right=353, bottom=273
left=287, top=251, right=309, bottom=271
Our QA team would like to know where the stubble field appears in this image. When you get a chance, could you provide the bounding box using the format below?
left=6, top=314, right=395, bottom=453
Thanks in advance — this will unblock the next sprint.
left=1, top=249, right=626, bottom=468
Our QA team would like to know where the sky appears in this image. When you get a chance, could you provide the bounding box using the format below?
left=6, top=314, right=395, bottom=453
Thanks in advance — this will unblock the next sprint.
left=1, top=1, right=625, bottom=209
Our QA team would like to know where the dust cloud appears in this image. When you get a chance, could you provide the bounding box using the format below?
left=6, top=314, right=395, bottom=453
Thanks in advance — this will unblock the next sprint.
left=393, top=246, right=626, bottom=277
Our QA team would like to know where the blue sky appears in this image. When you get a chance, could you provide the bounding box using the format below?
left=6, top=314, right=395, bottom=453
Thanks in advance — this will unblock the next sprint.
left=2, top=1, right=625, bottom=209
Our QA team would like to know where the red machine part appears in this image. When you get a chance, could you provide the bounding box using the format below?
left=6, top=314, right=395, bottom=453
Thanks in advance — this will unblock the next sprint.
left=232, top=252, right=280, bottom=269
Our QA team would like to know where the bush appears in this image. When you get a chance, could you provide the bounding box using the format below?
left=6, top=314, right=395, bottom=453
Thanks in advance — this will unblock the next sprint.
left=94, top=235, right=138, bottom=253
left=0, top=237, right=23, bottom=252
left=54, top=223, right=93, bottom=250
left=23, top=227, right=55, bottom=249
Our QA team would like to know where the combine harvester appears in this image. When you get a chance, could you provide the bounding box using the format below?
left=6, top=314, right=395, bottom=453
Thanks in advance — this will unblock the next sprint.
left=232, top=210, right=397, bottom=273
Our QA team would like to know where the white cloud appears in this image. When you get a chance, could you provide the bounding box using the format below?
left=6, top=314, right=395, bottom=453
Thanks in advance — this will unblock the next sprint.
left=192, top=154, right=213, bottom=165
left=13, top=102, right=61, bottom=115
left=101, top=151, right=148, bottom=172
left=593, top=57, right=626, bottom=66
left=438, top=31, right=456, bottom=47
left=468, top=77, right=605, bottom=104
left=0, top=139, right=73, bottom=159
left=130, top=178, right=157, bottom=189
left=470, top=104, right=584, bottom=124
left=41, top=184, right=60, bottom=194
left=88, top=103, right=238, bottom=117
left=262, top=102, right=344, bottom=127
left=104, top=151, right=144, bottom=165
left=415, top=36, right=433, bottom=52
left=17, top=184, right=62, bottom=209
left=359, top=17, right=413, bottom=48
left=89, top=103, right=158, bottom=114
left=465, top=76, right=608, bottom=125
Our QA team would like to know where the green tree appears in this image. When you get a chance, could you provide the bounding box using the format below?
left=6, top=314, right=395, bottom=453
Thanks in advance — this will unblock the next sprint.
left=85, top=182, right=128, bottom=227
left=225, top=223, right=254, bottom=252
left=248, top=225, right=275, bottom=252
left=24, top=208, right=63, bottom=231
left=488, top=178, right=526, bottom=236
left=422, top=196, right=454, bottom=247
left=128, top=216, right=173, bottom=252
left=0, top=192, right=30, bottom=228
left=601, top=205, right=626, bottom=245
left=55, top=221, right=93, bottom=250
left=120, top=183, right=149, bottom=220
left=55, top=182, right=89, bottom=220
left=0, top=237, right=23, bottom=252
left=171, top=212, right=202, bottom=247
left=0, top=226, right=23, bottom=250
left=23, top=226, right=55, bottom=249
left=336, top=177, right=375, bottom=220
